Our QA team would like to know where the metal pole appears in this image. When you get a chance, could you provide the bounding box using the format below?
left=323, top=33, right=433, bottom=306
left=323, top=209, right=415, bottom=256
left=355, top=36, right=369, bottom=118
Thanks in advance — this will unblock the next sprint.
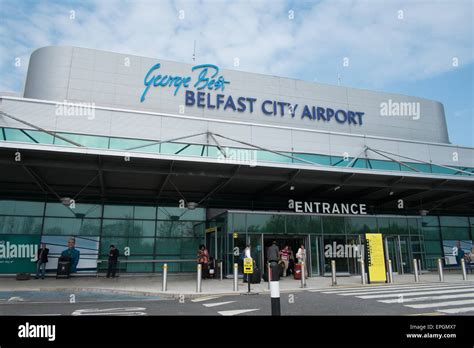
left=331, top=260, right=337, bottom=286
left=360, top=259, right=366, bottom=285
left=461, top=258, right=467, bottom=280
left=418, top=259, right=422, bottom=277
left=196, top=264, right=202, bottom=293
left=162, top=263, right=168, bottom=292
left=267, top=262, right=271, bottom=290
left=270, top=262, right=281, bottom=316
left=437, top=258, right=444, bottom=282
left=388, top=259, right=394, bottom=284
left=233, top=263, right=238, bottom=292
left=413, top=259, right=419, bottom=283
left=219, top=261, right=223, bottom=281
left=300, top=262, right=306, bottom=288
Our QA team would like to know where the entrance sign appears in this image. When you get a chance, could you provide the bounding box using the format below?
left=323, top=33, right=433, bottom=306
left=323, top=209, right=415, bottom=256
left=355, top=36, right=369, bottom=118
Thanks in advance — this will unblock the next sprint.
left=289, top=200, right=367, bottom=215
left=243, top=258, right=253, bottom=274
left=365, top=233, right=387, bottom=283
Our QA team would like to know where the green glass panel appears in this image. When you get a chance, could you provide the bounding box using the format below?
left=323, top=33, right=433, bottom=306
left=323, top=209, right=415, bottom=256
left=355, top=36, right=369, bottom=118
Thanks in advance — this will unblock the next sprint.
left=4, top=128, right=36, bottom=143
left=45, top=202, right=102, bottom=218
left=157, top=207, right=205, bottom=221
left=156, top=221, right=198, bottom=237
left=103, top=205, right=134, bottom=219
left=389, top=218, right=408, bottom=234
left=109, top=137, right=156, bottom=151
left=285, top=215, right=312, bottom=234
left=421, top=216, right=439, bottom=227
left=377, top=217, right=390, bottom=234
left=424, top=241, right=442, bottom=254
left=292, top=153, right=331, bottom=166
left=345, top=217, right=377, bottom=234
left=367, top=159, right=401, bottom=171
left=175, top=144, right=206, bottom=156
left=256, top=150, right=292, bottom=164
left=229, top=213, right=246, bottom=233
left=160, top=142, right=186, bottom=155
left=322, top=216, right=345, bottom=234
left=331, top=156, right=353, bottom=167
left=124, top=256, right=154, bottom=272
left=133, top=206, right=156, bottom=220
left=470, top=217, right=474, bottom=227
left=131, top=220, right=156, bottom=237
left=127, top=238, right=155, bottom=255
left=54, top=133, right=109, bottom=148
left=400, top=162, right=432, bottom=173
left=0, top=216, right=42, bottom=234
left=439, top=216, right=469, bottom=227
left=99, top=237, right=128, bottom=255
left=431, top=165, right=459, bottom=175
left=422, top=227, right=441, bottom=241
left=155, top=238, right=181, bottom=255
left=441, top=227, right=470, bottom=240
left=0, top=200, right=44, bottom=216
left=246, top=214, right=285, bottom=233
left=407, top=218, right=420, bottom=234
left=23, top=130, right=54, bottom=144
left=42, top=217, right=100, bottom=235
left=0, top=128, right=4, bottom=141
left=309, top=216, right=322, bottom=234
left=102, top=219, right=133, bottom=237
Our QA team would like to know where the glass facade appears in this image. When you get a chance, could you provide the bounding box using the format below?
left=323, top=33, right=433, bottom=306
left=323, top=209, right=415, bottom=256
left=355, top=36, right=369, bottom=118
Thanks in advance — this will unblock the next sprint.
left=0, top=200, right=205, bottom=273
left=2, top=127, right=473, bottom=177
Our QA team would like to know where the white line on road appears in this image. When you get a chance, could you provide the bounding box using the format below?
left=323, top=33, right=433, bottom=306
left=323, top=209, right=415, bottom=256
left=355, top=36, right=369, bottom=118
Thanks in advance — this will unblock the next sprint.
left=379, top=293, right=474, bottom=304
left=191, top=296, right=222, bottom=303
left=358, top=288, right=474, bottom=299
left=203, top=301, right=236, bottom=308
left=405, top=299, right=474, bottom=309
left=332, top=284, right=474, bottom=296
left=309, top=282, right=474, bottom=293
left=217, top=309, right=260, bottom=316
left=437, top=306, right=474, bottom=314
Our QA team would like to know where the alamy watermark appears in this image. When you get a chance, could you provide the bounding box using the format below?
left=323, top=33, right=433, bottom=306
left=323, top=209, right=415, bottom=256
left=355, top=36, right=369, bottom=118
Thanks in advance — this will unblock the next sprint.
left=324, top=242, right=364, bottom=258
left=55, top=100, right=96, bottom=120
left=380, top=99, right=420, bottom=120
left=217, top=147, right=257, bottom=166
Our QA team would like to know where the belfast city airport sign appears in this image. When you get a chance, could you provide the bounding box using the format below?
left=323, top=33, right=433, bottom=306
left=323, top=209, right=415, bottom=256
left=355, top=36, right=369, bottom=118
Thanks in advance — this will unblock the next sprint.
left=289, top=200, right=367, bottom=215
left=140, top=63, right=365, bottom=125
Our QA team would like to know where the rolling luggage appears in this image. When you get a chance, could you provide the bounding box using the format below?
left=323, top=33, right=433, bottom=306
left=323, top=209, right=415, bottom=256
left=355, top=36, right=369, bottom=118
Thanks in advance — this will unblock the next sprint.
left=294, top=263, right=302, bottom=280
left=251, top=269, right=261, bottom=284
left=56, top=256, right=71, bottom=279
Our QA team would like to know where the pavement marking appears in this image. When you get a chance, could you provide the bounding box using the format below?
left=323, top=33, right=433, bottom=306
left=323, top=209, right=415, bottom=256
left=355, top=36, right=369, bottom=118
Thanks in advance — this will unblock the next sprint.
left=358, top=287, right=474, bottom=299
left=72, top=307, right=147, bottom=316
left=203, top=301, right=236, bottom=308
left=26, top=314, right=62, bottom=316
left=325, top=284, right=473, bottom=296
left=308, top=282, right=474, bottom=293
left=379, top=292, right=474, bottom=304
left=191, top=296, right=222, bottom=303
left=407, top=312, right=445, bottom=316
left=405, top=299, right=474, bottom=309
left=217, top=309, right=260, bottom=316
left=0, top=299, right=165, bottom=305
left=437, top=306, right=474, bottom=314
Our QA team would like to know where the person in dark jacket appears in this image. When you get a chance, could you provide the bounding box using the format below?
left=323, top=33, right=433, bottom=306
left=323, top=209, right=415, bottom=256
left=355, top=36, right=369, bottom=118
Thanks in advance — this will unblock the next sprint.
left=35, top=243, right=49, bottom=279
left=107, top=245, right=119, bottom=278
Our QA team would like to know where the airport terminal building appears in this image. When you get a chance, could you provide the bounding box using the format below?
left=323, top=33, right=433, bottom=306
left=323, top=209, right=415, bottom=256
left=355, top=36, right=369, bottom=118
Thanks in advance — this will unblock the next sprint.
left=0, top=46, right=473, bottom=277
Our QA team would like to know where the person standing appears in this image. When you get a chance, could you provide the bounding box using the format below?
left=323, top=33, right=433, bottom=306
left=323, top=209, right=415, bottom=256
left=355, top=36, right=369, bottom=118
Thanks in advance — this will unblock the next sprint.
left=267, top=241, right=280, bottom=280
left=107, top=245, right=119, bottom=278
left=280, top=245, right=290, bottom=277
left=35, top=243, right=49, bottom=279
left=197, top=245, right=209, bottom=279
left=296, top=244, right=308, bottom=278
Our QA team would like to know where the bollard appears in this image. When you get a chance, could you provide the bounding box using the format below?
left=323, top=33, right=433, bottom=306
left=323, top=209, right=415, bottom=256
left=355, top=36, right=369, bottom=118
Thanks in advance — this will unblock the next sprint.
left=270, top=261, right=281, bottom=316
left=438, top=258, right=444, bottom=282
left=300, top=262, right=306, bottom=288
left=196, top=264, right=202, bottom=293
left=219, top=261, right=223, bottom=281
left=461, top=258, right=468, bottom=280
left=162, top=263, right=168, bottom=292
left=267, top=262, right=271, bottom=290
left=413, top=259, right=419, bottom=283
left=233, top=263, right=238, bottom=291
left=360, top=259, right=366, bottom=285
left=331, top=260, right=337, bottom=286
left=388, top=259, right=394, bottom=284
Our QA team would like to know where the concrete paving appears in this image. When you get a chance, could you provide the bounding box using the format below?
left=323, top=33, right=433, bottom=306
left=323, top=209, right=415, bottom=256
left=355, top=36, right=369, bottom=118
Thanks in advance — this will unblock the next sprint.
left=0, top=271, right=470, bottom=298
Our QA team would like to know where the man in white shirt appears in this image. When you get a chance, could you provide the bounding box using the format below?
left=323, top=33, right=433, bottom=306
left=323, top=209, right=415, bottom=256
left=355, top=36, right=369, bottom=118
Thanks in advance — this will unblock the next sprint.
left=296, top=244, right=308, bottom=278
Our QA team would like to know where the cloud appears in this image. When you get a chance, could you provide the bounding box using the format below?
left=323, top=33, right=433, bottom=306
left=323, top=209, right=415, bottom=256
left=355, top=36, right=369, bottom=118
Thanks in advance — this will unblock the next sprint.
left=0, top=0, right=472, bottom=94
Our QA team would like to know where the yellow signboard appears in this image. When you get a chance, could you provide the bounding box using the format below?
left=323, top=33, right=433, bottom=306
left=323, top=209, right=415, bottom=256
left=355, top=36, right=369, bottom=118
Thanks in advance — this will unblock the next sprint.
left=243, top=258, right=253, bottom=274
left=233, top=232, right=238, bottom=239
left=365, top=233, right=387, bottom=283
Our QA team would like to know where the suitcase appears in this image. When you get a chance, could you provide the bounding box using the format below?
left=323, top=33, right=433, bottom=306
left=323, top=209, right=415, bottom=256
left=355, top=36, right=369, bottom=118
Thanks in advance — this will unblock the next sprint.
left=294, top=263, right=302, bottom=280
left=251, top=269, right=261, bottom=284
left=56, top=260, right=71, bottom=278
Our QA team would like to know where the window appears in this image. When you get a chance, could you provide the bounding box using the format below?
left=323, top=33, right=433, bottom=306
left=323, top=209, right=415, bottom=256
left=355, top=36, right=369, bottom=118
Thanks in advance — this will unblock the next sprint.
left=54, top=133, right=109, bottom=148
left=0, top=200, right=44, bottom=216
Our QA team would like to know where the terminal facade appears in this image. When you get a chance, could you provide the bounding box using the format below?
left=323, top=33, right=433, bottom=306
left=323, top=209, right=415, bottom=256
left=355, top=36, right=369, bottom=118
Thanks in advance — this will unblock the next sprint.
left=0, top=46, right=473, bottom=276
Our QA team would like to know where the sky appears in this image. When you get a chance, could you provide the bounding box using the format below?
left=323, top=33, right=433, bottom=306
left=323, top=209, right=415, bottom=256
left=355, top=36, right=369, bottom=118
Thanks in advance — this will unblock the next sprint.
left=0, top=0, right=473, bottom=146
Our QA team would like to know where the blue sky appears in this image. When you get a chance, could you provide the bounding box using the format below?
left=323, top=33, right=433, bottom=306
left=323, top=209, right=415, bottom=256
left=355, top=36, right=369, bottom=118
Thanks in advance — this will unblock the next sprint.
left=0, top=0, right=472, bottom=146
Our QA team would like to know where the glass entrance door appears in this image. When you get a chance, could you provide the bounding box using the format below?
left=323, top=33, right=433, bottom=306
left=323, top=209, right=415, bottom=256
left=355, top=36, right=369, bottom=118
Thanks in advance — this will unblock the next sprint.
left=385, top=235, right=412, bottom=274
